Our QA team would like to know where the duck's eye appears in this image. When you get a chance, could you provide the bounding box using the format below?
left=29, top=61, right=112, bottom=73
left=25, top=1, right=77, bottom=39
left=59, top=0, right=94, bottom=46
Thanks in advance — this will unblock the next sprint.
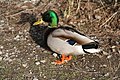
left=46, top=13, right=50, bottom=17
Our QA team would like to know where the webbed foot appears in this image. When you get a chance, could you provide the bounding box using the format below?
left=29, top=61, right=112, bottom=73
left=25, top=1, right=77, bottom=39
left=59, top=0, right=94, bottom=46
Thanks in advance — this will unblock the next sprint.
left=55, top=54, right=72, bottom=65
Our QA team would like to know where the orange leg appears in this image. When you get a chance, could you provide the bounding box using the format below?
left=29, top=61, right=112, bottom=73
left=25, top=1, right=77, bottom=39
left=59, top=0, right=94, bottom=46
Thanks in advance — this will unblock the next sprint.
left=55, top=54, right=65, bottom=65
left=55, top=54, right=72, bottom=65
left=65, top=55, right=72, bottom=61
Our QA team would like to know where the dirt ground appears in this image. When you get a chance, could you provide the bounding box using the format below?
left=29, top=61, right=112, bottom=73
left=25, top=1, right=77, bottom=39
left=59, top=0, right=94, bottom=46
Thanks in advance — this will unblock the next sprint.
left=0, top=0, right=120, bottom=80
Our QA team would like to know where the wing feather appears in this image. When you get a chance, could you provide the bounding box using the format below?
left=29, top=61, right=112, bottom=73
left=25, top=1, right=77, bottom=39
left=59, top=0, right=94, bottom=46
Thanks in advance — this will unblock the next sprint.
left=51, top=27, right=94, bottom=45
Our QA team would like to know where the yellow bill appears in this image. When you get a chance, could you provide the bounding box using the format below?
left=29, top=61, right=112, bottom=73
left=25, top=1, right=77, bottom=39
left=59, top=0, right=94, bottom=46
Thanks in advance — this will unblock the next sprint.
left=33, top=19, right=44, bottom=26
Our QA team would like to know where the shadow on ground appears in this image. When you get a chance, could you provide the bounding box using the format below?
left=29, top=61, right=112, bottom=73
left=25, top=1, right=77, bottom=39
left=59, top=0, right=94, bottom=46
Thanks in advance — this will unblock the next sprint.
left=17, top=13, right=51, bottom=51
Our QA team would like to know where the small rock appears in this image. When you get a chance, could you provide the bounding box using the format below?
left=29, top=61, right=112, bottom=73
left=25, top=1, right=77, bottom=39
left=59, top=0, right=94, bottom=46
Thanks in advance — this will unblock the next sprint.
left=35, top=61, right=40, bottom=65
left=111, top=46, right=116, bottom=52
left=22, top=63, right=28, bottom=67
left=113, top=76, right=119, bottom=80
left=0, top=46, right=3, bottom=49
left=0, top=56, right=3, bottom=61
left=33, top=77, right=38, bottom=80
left=29, top=70, right=32, bottom=74
left=28, top=43, right=31, bottom=46
left=104, top=73, right=109, bottom=77
left=112, top=46, right=116, bottom=48
left=103, top=51, right=109, bottom=55
left=107, top=55, right=112, bottom=59
left=0, top=24, right=4, bottom=27
left=0, top=51, right=2, bottom=55
left=21, top=6, right=28, bottom=9
left=92, top=65, right=95, bottom=67
left=40, top=60, right=46, bottom=63
left=28, top=57, right=30, bottom=60
left=14, top=35, right=20, bottom=41
left=118, top=50, right=120, bottom=54
left=81, top=57, right=85, bottom=60
left=116, top=41, right=119, bottom=45
left=24, top=30, right=27, bottom=32
left=11, top=52, right=15, bottom=55
left=8, top=59, right=13, bottom=62
left=52, top=53, right=58, bottom=57
left=77, top=23, right=81, bottom=26
left=5, top=53, right=9, bottom=57
left=43, top=50, right=48, bottom=53
left=51, top=62, right=55, bottom=64
left=32, top=50, right=35, bottom=53
left=18, top=31, right=23, bottom=35
left=35, top=55, right=38, bottom=61
left=43, top=76, right=46, bottom=78
left=112, top=48, right=116, bottom=52
left=0, top=20, right=4, bottom=23
left=3, top=57, right=11, bottom=62
left=102, top=64, right=107, bottom=67
left=31, top=0, right=37, bottom=3
left=95, top=15, right=101, bottom=20
left=92, top=77, right=96, bottom=80
left=8, top=27, right=14, bottom=30
left=36, top=45, right=40, bottom=48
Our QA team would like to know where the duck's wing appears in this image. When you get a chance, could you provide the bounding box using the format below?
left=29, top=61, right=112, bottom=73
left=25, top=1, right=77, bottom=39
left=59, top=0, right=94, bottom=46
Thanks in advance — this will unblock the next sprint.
left=47, top=27, right=101, bottom=55
left=51, top=27, right=94, bottom=45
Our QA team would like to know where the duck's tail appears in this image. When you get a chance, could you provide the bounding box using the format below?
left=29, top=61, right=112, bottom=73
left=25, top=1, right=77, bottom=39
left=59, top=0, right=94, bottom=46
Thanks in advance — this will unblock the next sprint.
left=82, top=41, right=101, bottom=53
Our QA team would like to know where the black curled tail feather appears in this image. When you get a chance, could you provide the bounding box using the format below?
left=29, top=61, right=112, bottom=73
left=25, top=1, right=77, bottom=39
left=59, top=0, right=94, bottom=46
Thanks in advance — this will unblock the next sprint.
left=82, top=41, right=99, bottom=49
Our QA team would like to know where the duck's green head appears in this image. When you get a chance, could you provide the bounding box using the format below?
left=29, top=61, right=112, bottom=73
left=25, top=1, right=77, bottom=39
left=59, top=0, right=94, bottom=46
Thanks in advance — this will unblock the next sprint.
left=33, top=10, right=59, bottom=28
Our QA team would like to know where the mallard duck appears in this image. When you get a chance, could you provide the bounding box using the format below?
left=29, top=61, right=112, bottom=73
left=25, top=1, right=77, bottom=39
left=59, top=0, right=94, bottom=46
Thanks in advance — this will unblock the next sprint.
left=33, top=10, right=101, bottom=64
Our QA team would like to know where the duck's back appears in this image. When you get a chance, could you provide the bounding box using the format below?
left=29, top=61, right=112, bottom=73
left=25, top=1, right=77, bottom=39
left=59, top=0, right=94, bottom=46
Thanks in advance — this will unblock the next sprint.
left=46, top=26, right=97, bottom=55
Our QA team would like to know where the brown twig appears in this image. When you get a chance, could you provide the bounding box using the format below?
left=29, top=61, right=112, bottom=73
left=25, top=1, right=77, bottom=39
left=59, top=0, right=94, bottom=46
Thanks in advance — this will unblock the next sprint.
left=100, top=11, right=118, bottom=28
left=4, top=0, right=52, bottom=18
left=6, top=10, right=33, bottom=18
left=34, top=0, right=42, bottom=7
left=114, top=0, right=118, bottom=7
left=94, top=6, right=105, bottom=12
left=100, top=0, right=105, bottom=7
left=76, top=0, right=81, bottom=13
left=109, top=61, right=120, bottom=79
